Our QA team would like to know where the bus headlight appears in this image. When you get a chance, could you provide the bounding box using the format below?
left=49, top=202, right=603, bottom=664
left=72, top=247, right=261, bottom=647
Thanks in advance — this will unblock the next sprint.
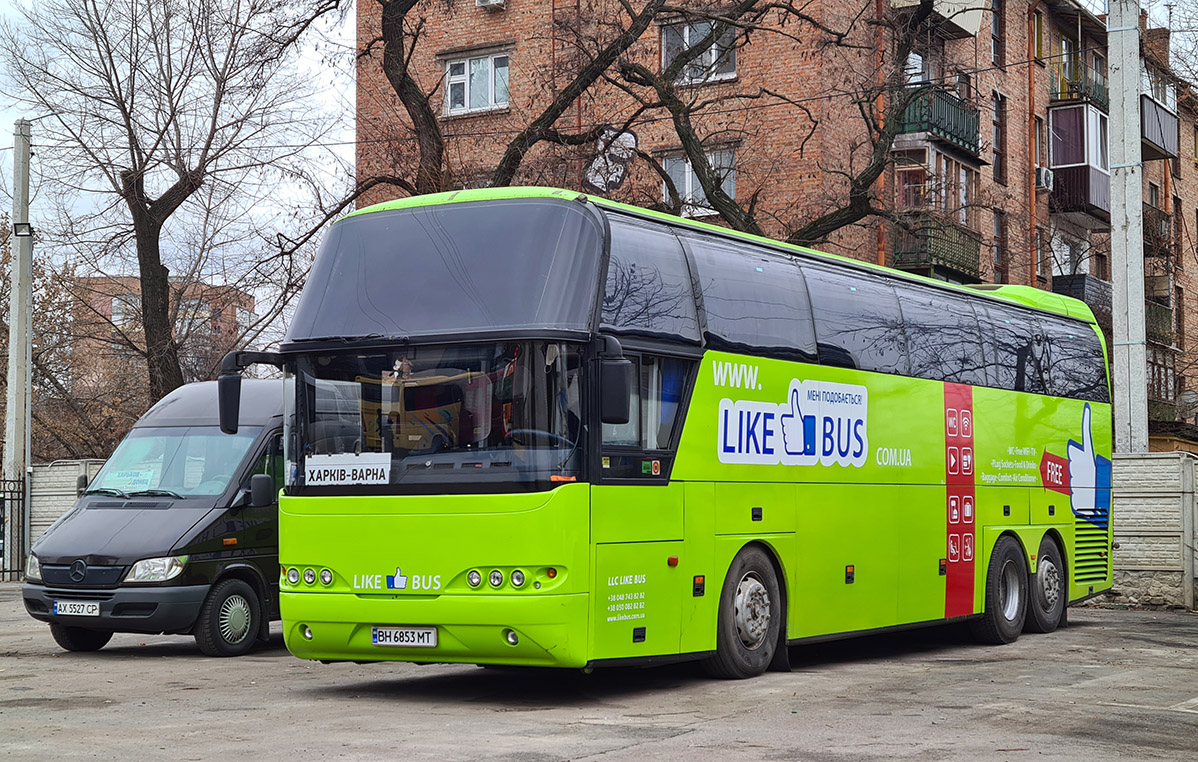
left=125, top=555, right=188, bottom=583
left=303, top=568, right=316, bottom=585
left=511, top=570, right=525, bottom=587
left=489, top=570, right=504, bottom=587
left=320, top=569, right=333, bottom=585
left=467, top=570, right=482, bottom=588
left=286, top=568, right=300, bottom=585
left=25, top=554, right=40, bottom=582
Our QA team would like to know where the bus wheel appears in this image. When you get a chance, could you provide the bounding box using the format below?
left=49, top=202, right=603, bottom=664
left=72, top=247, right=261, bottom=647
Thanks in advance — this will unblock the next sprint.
left=49, top=623, right=113, bottom=652
left=703, top=546, right=780, bottom=679
left=969, top=536, right=1027, bottom=645
left=195, top=579, right=260, bottom=657
left=1025, top=536, right=1066, bottom=634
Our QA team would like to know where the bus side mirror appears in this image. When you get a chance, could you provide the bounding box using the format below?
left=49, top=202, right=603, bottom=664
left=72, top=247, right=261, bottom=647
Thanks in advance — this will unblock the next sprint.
left=218, top=373, right=242, bottom=435
left=600, top=358, right=633, bottom=425
left=250, top=473, right=275, bottom=508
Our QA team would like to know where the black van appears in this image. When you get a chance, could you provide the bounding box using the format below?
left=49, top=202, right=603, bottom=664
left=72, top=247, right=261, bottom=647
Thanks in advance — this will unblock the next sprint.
left=22, top=380, right=283, bottom=656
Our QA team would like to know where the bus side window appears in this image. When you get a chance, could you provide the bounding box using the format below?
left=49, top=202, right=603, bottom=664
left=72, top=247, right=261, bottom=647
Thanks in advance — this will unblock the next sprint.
left=601, top=218, right=701, bottom=343
left=1043, top=316, right=1109, bottom=403
left=897, top=287, right=988, bottom=385
left=602, top=355, right=692, bottom=456
left=802, top=265, right=908, bottom=375
left=980, top=305, right=1050, bottom=395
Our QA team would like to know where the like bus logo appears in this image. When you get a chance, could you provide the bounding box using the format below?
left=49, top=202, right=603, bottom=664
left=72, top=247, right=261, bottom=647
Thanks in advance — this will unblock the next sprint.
left=1067, top=404, right=1111, bottom=527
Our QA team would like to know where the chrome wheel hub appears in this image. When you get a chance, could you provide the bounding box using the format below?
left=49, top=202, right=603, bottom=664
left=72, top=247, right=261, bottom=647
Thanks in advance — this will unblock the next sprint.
left=733, top=573, right=771, bottom=650
left=218, top=594, right=252, bottom=644
left=1038, top=558, right=1061, bottom=610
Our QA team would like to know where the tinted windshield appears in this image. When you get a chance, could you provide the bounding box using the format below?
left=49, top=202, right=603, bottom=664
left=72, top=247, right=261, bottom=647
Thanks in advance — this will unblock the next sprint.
left=290, top=342, right=583, bottom=493
left=90, top=426, right=261, bottom=497
left=286, top=199, right=604, bottom=342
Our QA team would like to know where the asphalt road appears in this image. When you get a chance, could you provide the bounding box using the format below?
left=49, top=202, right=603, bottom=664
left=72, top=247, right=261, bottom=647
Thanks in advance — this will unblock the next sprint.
left=1, top=583, right=1195, bottom=761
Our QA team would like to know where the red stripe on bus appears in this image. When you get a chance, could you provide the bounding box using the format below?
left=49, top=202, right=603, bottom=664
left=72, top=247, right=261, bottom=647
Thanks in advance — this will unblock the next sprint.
left=944, top=383, right=975, bottom=618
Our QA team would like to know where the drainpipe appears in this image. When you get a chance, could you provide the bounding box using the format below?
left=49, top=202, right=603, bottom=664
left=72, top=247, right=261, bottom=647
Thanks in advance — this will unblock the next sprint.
left=1028, top=1, right=1044, bottom=287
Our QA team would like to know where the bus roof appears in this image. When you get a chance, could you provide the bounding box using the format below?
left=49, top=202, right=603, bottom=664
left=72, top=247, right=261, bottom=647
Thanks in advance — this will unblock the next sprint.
left=348, top=187, right=1099, bottom=327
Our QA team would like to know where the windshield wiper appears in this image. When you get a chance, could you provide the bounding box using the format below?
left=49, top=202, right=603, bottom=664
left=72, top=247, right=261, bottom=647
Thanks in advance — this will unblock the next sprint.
left=83, top=487, right=130, bottom=499
left=127, top=489, right=185, bottom=499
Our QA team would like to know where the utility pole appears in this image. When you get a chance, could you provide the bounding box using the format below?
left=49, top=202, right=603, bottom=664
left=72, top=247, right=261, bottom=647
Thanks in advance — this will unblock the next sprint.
left=1109, top=1, right=1148, bottom=453
left=4, top=119, right=33, bottom=571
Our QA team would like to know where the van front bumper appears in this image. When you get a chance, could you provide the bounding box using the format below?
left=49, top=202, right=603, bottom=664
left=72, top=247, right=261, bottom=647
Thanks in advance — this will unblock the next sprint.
left=22, top=582, right=210, bottom=635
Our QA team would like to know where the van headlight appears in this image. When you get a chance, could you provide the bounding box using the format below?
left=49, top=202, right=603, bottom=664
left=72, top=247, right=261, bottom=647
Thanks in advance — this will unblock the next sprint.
left=25, top=554, right=40, bottom=582
left=125, top=555, right=189, bottom=583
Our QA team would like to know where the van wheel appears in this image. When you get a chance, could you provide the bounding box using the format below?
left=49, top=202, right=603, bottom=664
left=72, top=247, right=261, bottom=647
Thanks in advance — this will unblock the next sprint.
left=702, top=546, right=780, bottom=679
left=49, top=623, right=113, bottom=652
left=195, top=579, right=260, bottom=657
left=969, top=536, right=1027, bottom=645
left=1025, top=536, right=1066, bottom=633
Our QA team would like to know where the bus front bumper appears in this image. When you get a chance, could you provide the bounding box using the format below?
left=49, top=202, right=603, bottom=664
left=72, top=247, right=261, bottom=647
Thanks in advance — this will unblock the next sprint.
left=281, top=590, right=590, bottom=668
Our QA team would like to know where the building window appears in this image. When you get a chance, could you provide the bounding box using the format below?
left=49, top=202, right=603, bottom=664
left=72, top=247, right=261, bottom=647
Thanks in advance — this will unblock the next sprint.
left=1061, top=37, right=1078, bottom=82
left=992, top=210, right=1007, bottom=283
left=1149, top=182, right=1160, bottom=209
left=663, top=150, right=736, bottom=217
left=1148, top=346, right=1177, bottom=402
left=992, top=92, right=1007, bottom=183
left=1034, top=115, right=1046, bottom=166
left=1034, top=11, right=1046, bottom=59
left=111, top=294, right=140, bottom=326
left=904, top=50, right=933, bottom=85
left=662, top=21, right=737, bottom=85
left=956, top=73, right=971, bottom=99
left=444, top=53, right=509, bottom=115
left=895, top=149, right=930, bottom=208
left=991, top=0, right=1005, bottom=68
left=939, top=155, right=976, bottom=228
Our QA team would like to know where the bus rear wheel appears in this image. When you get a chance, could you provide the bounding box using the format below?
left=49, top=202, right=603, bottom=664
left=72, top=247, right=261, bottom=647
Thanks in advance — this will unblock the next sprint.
left=703, top=546, right=780, bottom=679
left=1025, top=536, right=1066, bottom=633
left=969, top=535, right=1027, bottom=645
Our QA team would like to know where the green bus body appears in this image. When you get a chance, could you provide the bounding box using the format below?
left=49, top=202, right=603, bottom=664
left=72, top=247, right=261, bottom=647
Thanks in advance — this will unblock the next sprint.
left=273, top=188, right=1112, bottom=670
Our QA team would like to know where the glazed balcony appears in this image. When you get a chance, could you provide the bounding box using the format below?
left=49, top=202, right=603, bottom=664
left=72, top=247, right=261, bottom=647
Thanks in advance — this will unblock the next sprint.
left=897, top=88, right=980, bottom=156
left=1141, top=94, right=1179, bottom=161
left=892, top=214, right=982, bottom=281
left=1049, top=165, right=1111, bottom=229
left=1049, top=60, right=1109, bottom=112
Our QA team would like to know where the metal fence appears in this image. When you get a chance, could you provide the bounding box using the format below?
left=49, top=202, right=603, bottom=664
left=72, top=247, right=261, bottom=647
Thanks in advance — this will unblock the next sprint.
left=1, top=478, right=26, bottom=581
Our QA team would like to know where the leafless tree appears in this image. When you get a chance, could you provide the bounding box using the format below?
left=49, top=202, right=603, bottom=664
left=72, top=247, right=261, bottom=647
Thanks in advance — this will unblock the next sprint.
left=0, top=0, right=349, bottom=402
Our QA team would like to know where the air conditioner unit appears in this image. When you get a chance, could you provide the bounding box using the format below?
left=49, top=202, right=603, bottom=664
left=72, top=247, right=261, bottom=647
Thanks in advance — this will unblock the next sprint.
left=476, top=0, right=505, bottom=9
left=1035, top=166, right=1054, bottom=191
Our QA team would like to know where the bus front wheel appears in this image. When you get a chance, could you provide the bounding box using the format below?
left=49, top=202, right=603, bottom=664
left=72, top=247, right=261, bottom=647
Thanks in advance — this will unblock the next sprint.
left=969, top=536, right=1027, bottom=645
left=1025, top=536, right=1066, bottom=633
left=703, top=546, right=780, bottom=679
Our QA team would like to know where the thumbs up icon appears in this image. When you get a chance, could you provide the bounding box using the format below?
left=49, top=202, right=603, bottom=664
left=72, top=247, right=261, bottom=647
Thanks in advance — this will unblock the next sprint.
left=1067, top=404, right=1097, bottom=517
left=780, top=386, right=816, bottom=456
left=387, top=568, right=408, bottom=590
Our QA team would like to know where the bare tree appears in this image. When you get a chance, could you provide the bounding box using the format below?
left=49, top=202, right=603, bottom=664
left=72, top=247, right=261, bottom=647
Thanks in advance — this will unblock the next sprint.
left=0, top=0, right=348, bottom=402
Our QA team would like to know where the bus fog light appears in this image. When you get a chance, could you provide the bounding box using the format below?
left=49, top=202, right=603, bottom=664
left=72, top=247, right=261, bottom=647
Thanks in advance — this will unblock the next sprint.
left=467, top=570, right=482, bottom=588
left=511, top=570, right=525, bottom=587
left=504, top=629, right=519, bottom=646
left=286, top=568, right=300, bottom=585
left=303, top=568, right=316, bottom=585
left=320, top=569, right=333, bottom=585
left=489, top=570, right=504, bottom=587
left=301, top=625, right=313, bottom=640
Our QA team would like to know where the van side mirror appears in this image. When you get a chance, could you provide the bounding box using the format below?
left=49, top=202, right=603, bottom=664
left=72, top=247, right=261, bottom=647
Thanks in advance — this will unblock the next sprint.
left=600, top=358, right=633, bottom=425
left=250, top=473, right=275, bottom=508
left=76, top=473, right=88, bottom=496
left=219, top=373, right=242, bottom=435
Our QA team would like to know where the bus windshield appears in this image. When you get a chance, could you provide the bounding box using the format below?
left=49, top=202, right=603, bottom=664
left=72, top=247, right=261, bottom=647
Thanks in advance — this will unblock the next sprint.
left=291, top=342, right=583, bottom=493
left=285, top=199, right=604, bottom=342
left=89, top=426, right=261, bottom=497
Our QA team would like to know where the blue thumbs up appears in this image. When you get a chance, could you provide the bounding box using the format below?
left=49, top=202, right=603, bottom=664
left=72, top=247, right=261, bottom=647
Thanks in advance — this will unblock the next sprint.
left=780, top=386, right=816, bottom=456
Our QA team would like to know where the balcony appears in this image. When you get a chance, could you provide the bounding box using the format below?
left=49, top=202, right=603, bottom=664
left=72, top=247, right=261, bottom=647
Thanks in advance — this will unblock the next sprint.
left=897, top=88, right=980, bottom=156
left=1146, top=299, right=1175, bottom=346
left=1049, top=60, right=1109, bottom=112
left=1049, top=165, right=1110, bottom=230
left=890, top=0, right=983, bottom=39
left=1141, top=94, right=1179, bottom=161
left=1143, top=203, right=1173, bottom=258
left=1052, top=273, right=1112, bottom=336
left=892, top=214, right=982, bottom=282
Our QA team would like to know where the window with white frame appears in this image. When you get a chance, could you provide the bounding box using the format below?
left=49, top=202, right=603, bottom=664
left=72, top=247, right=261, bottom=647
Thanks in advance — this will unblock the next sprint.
left=662, top=21, right=736, bottom=85
left=663, top=150, right=735, bottom=217
left=444, top=53, right=509, bottom=115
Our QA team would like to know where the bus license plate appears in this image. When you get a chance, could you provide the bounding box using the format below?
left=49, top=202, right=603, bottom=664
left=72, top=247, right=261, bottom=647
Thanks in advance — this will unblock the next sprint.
left=372, top=626, right=437, bottom=647
left=53, top=600, right=100, bottom=616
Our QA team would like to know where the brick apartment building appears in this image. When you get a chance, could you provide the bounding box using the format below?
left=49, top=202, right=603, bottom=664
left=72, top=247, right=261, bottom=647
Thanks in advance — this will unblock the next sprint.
left=72, top=276, right=257, bottom=390
left=355, top=0, right=1198, bottom=439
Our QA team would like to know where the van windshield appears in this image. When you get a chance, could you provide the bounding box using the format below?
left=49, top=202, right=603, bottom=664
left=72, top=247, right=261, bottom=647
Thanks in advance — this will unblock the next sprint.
left=89, top=426, right=261, bottom=497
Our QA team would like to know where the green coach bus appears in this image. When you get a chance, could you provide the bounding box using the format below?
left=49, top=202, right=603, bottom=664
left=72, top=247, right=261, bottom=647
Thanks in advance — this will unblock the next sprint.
left=219, top=187, right=1112, bottom=678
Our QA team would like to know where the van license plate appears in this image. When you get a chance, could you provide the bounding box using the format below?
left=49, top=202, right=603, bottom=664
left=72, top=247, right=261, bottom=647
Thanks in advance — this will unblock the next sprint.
left=372, top=626, right=436, bottom=647
left=53, top=601, right=100, bottom=616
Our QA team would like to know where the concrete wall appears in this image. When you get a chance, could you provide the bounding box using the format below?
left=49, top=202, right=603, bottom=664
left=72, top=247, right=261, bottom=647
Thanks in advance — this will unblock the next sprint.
left=1112, top=452, right=1197, bottom=609
left=29, top=460, right=105, bottom=545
